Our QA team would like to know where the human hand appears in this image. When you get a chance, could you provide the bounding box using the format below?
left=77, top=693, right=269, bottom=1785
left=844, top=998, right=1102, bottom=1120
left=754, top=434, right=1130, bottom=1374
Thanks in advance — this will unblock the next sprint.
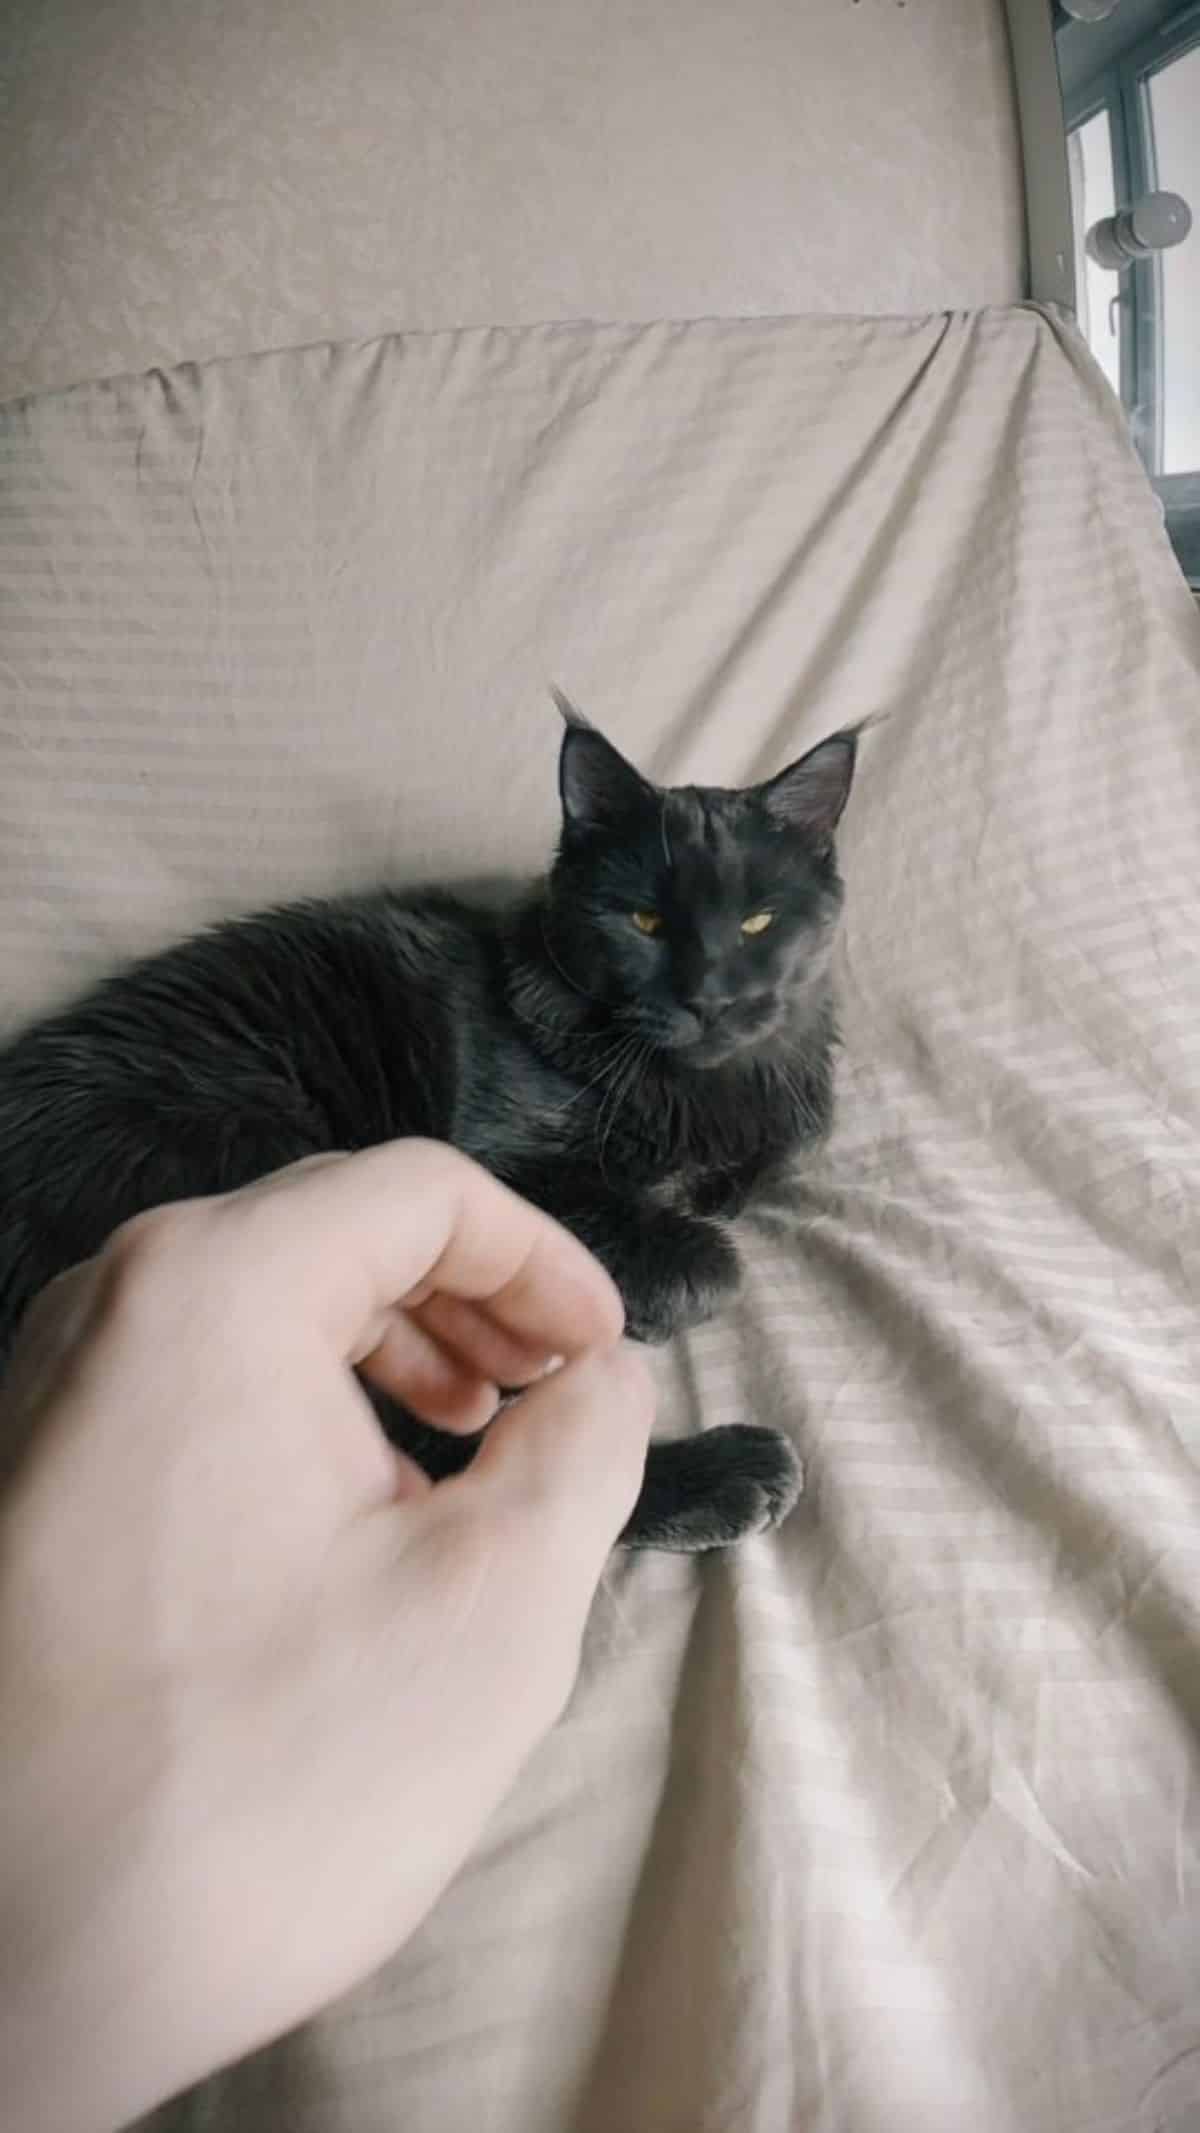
left=0, top=1141, right=654, bottom=2133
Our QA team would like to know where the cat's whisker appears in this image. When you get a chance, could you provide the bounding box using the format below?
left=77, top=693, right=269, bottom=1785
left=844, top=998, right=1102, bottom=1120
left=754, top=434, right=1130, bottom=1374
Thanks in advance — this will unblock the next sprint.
left=594, top=1035, right=642, bottom=1184
left=516, top=1005, right=595, bottom=1040
left=776, top=1062, right=822, bottom=1135
left=772, top=1059, right=801, bottom=1108
left=553, top=1032, right=636, bottom=1115
left=595, top=1034, right=654, bottom=1186
left=593, top=1032, right=637, bottom=1131
left=623, top=1041, right=655, bottom=1155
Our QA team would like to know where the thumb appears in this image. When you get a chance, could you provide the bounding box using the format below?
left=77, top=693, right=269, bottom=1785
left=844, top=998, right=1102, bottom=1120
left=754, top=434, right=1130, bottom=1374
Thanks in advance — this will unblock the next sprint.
left=465, top=1341, right=655, bottom=1585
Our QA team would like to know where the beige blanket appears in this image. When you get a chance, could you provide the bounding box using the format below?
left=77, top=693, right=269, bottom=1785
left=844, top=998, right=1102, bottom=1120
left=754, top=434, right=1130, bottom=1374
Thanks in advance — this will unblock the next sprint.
left=0, top=0, right=1021, bottom=401
left=2, top=307, right=1199, bottom=2132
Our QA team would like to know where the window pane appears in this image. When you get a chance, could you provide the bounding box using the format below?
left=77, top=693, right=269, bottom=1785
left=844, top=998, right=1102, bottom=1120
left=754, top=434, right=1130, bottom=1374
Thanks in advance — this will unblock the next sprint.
left=1067, top=112, right=1121, bottom=400
left=1147, top=44, right=1200, bottom=474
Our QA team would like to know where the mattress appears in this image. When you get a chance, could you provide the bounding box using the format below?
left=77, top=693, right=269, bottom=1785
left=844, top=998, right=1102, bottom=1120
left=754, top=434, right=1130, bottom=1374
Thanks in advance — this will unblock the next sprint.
left=2, top=307, right=1200, bottom=2133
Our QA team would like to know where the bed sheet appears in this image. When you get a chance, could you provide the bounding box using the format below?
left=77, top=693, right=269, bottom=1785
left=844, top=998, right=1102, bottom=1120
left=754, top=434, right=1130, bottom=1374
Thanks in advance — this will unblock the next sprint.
left=0, top=0, right=1022, bottom=401
left=2, top=307, right=1199, bottom=2132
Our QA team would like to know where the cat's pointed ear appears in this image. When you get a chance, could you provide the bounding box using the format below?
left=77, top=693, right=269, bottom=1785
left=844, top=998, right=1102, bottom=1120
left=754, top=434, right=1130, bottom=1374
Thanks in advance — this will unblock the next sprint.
left=554, top=692, right=654, bottom=833
left=758, top=730, right=857, bottom=841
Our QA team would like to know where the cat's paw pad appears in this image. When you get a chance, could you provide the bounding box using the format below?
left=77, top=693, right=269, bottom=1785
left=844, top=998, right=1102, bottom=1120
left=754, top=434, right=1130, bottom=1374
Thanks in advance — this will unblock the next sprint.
left=621, top=1423, right=803, bottom=1551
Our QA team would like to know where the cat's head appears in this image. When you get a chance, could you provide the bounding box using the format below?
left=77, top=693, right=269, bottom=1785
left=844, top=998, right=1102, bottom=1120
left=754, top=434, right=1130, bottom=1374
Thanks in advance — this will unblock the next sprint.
left=544, top=699, right=856, bottom=1068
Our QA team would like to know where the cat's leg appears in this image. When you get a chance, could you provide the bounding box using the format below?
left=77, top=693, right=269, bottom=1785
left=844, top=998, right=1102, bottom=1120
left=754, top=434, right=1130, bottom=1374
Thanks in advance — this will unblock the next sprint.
left=367, top=1171, right=798, bottom=1552
left=367, top=1362, right=804, bottom=1553
left=686, top=1161, right=761, bottom=1222
left=365, top=1387, right=484, bottom=1480
left=610, top=1204, right=743, bottom=1345
left=371, top=1387, right=802, bottom=1552
left=526, top=1170, right=742, bottom=1345
left=620, top=1425, right=804, bottom=1550
left=524, top=1172, right=804, bottom=1547
left=687, top=1145, right=799, bottom=1221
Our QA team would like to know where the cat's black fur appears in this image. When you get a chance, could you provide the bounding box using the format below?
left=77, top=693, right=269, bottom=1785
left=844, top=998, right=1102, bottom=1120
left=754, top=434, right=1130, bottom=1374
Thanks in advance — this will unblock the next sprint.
left=0, top=707, right=856, bottom=1549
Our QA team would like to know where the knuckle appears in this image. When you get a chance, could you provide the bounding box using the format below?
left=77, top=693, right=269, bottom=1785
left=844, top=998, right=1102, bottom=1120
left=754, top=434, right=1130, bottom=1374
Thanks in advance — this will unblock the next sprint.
left=395, top=1135, right=465, bottom=1176
left=96, top=1200, right=218, bottom=1327
left=102, top=1201, right=196, bottom=1276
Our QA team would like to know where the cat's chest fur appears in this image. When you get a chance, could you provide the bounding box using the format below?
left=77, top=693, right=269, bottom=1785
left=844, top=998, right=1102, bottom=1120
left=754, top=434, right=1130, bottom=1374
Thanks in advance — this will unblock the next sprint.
left=462, top=965, right=822, bottom=1206
left=449, top=974, right=704, bottom=1191
left=454, top=1026, right=721, bottom=1190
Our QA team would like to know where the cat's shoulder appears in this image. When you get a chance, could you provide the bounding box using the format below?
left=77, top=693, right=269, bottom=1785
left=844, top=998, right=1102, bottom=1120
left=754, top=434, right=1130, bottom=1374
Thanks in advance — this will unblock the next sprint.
left=327, top=881, right=520, bottom=959
left=201, top=880, right=517, bottom=960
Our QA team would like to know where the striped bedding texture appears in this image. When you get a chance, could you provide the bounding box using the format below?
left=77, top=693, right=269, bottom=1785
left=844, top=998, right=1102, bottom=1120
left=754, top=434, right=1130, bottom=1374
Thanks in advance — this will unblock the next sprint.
left=2, top=306, right=1200, bottom=2133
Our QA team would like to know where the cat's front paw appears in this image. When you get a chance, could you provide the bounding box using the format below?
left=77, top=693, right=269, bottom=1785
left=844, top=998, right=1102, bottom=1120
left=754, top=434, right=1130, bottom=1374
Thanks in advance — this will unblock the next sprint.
left=620, top=1424, right=803, bottom=1551
left=620, top=1218, right=742, bottom=1345
left=687, top=1169, right=753, bottom=1221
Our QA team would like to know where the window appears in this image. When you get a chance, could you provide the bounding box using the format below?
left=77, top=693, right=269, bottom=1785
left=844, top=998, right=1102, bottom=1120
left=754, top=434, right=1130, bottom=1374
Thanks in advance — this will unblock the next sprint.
left=1145, top=42, right=1200, bottom=473
left=1063, top=4, right=1200, bottom=585
left=1067, top=110, right=1122, bottom=397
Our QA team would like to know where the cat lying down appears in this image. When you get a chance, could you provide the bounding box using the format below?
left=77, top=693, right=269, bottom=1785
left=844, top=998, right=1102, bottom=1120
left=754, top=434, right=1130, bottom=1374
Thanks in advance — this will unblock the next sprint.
left=0, top=700, right=857, bottom=1550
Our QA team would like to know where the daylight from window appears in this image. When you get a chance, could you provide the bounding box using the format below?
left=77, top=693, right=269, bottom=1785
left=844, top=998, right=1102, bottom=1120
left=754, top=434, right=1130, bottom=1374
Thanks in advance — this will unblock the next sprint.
left=1147, top=43, right=1200, bottom=473
left=1067, top=111, right=1121, bottom=400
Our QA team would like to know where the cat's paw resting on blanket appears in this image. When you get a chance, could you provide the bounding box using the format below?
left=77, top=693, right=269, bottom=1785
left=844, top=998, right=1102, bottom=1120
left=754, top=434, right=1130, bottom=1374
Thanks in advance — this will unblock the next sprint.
left=620, top=1423, right=803, bottom=1551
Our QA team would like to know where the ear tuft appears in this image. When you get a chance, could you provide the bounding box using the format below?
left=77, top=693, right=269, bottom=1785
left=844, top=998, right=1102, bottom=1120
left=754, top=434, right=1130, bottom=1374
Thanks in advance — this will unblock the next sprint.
left=550, top=685, right=592, bottom=731
left=556, top=704, right=653, bottom=834
left=758, top=730, right=857, bottom=841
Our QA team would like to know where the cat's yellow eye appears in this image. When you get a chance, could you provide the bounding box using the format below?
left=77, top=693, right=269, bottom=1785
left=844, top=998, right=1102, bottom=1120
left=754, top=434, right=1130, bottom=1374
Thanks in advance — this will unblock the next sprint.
left=741, top=911, right=774, bottom=936
left=631, top=910, right=663, bottom=936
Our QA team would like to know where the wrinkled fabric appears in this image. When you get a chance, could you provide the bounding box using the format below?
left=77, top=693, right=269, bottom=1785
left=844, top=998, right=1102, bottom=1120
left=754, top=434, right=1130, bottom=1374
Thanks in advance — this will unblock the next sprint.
left=0, top=0, right=1021, bottom=401
left=2, top=308, right=1199, bottom=2133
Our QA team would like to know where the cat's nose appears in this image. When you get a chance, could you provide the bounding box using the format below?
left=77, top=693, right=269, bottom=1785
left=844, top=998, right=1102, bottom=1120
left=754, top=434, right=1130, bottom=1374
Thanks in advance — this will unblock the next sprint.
left=680, top=994, right=728, bottom=1027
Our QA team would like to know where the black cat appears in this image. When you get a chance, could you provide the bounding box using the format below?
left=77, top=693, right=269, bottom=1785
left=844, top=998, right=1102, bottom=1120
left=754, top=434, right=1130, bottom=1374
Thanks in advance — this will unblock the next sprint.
left=0, top=704, right=856, bottom=1549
